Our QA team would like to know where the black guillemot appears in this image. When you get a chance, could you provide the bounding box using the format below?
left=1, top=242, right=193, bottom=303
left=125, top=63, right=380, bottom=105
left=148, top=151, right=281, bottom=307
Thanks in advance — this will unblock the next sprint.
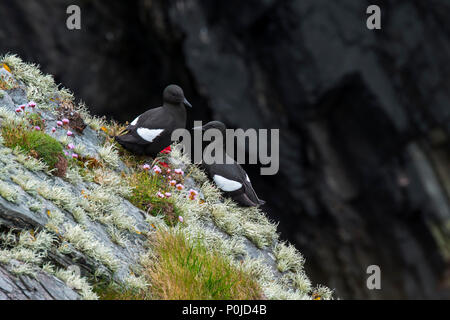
left=195, top=121, right=265, bottom=207
left=115, top=84, right=192, bottom=157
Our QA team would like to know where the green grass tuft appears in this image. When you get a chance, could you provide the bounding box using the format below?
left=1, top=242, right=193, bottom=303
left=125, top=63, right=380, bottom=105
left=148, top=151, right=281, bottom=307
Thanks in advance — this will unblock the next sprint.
left=146, top=230, right=263, bottom=300
left=127, top=171, right=182, bottom=226
left=1, top=123, right=65, bottom=171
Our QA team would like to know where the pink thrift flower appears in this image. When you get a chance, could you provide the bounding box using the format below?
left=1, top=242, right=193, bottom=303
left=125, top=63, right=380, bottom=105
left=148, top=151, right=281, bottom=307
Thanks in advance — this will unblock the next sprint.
left=174, top=168, right=184, bottom=175
left=188, top=189, right=198, bottom=200
left=176, top=183, right=184, bottom=191
left=20, top=104, right=26, bottom=110
left=142, top=164, right=151, bottom=171
left=27, top=101, right=36, bottom=108
left=51, top=127, right=56, bottom=133
left=57, top=121, right=63, bottom=127
left=156, top=192, right=165, bottom=199
left=67, top=130, right=73, bottom=136
left=67, top=143, right=75, bottom=150
left=178, top=216, right=184, bottom=223
left=62, top=118, right=70, bottom=125
left=34, top=126, right=40, bottom=131
left=164, top=192, right=172, bottom=198
left=15, top=108, right=22, bottom=113
left=169, top=180, right=177, bottom=187
left=64, top=151, right=69, bottom=156
left=72, top=153, right=78, bottom=159
left=152, top=165, right=162, bottom=174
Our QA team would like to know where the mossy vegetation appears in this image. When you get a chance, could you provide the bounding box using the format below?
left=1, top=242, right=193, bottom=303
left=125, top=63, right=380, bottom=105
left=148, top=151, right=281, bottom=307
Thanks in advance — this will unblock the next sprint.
left=127, top=169, right=182, bottom=226
left=1, top=123, right=66, bottom=175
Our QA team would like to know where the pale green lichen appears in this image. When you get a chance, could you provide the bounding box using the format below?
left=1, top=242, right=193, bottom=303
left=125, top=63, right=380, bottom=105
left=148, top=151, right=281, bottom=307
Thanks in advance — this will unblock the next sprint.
left=37, top=181, right=76, bottom=212
left=28, top=200, right=42, bottom=212
left=76, top=101, right=107, bottom=131
left=0, top=179, right=18, bottom=203
left=13, top=148, right=49, bottom=172
left=46, top=207, right=65, bottom=226
left=9, top=262, right=37, bottom=276
left=238, top=257, right=274, bottom=284
left=92, top=168, right=131, bottom=197
left=98, top=143, right=120, bottom=168
left=0, top=229, right=55, bottom=277
left=283, top=271, right=312, bottom=294
left=65, top=166, right=83, bottom=185
left=11, top=172, right=40, bottom=195
left=107, top=226, right=127, bottom=247
left=70, top=206, right=88, bottom=224
left=313, top=285, right=334, bottom=300
left=81, top=185, right=137, bottom=233
left=1, top=54, right=74, bottom=105
left=274, top=242, right=305, bottom=273
left=124, top=273, right=149, bottom=292
left=54, top=268, right=98, bottom=300
left=62, top=223, right=119, bottom=271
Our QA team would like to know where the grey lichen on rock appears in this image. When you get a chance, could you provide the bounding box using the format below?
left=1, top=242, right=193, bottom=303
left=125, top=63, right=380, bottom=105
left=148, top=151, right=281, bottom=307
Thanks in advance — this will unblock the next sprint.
left=0, top=54, right=332, bottom=300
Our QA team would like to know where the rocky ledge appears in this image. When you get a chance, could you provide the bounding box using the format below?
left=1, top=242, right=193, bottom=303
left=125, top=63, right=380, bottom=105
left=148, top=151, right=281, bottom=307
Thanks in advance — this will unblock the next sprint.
left=0, top=55, right=332, bottom=300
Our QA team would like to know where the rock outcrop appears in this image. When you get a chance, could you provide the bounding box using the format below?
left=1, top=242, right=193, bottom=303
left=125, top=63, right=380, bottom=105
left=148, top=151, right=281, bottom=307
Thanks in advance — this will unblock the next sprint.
left=0, top=55, right=329, bottom=300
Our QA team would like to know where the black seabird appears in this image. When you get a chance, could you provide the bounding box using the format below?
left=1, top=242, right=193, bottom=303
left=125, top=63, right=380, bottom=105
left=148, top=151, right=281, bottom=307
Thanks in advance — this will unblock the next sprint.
left=115, top=84, right=192, bottom=157
left=194, top=121, right=265, bottom=207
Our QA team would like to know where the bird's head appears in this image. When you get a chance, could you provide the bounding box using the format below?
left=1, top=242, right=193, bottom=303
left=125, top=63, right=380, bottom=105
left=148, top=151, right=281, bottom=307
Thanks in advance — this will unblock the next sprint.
left=163, top=84, right=192, bottom=108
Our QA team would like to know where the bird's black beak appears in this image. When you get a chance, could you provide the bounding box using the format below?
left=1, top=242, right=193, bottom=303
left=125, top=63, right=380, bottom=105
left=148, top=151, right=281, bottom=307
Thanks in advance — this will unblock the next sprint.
left=183, top=98, right=192, bottom=108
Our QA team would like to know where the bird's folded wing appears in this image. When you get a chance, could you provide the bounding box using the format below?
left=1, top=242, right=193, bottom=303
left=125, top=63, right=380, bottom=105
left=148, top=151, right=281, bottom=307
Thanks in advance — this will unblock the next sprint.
left=122, top=107, right=170, bottom=144
left=213, top=174, right=243, bottom=192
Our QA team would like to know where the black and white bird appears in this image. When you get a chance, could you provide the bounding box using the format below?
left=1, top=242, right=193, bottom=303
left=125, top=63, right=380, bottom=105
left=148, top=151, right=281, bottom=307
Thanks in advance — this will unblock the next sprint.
left=195, top=121, right=265, bottom=207
left=115, top=84, right=192, bottom=157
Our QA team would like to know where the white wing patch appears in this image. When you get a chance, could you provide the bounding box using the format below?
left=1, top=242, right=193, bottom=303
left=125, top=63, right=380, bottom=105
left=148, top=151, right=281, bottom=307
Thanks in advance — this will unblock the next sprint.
left=246, top=174, right=251, bottom=183
left=136, top=128, right=164, bottom=142
left=213, top=175, right=242, bottom=192
left=130, top=116, right=140, bottom=126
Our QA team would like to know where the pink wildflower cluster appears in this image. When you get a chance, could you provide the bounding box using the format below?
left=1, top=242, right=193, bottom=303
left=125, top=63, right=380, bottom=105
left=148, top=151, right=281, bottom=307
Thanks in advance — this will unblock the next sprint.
left=52, top=117, right=72, bottom=138
left=15, top=101, right=36, bottom=113
left=188, top=189, right=199, bottom=201
left=152, top=165, right=162, bottom=174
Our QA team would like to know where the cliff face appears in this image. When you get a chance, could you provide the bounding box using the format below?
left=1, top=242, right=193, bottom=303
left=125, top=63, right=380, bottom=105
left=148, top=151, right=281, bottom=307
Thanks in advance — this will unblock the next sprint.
left=0, top=55, right=327, bottom=300
left=0, top=0, right=449, bottom=299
